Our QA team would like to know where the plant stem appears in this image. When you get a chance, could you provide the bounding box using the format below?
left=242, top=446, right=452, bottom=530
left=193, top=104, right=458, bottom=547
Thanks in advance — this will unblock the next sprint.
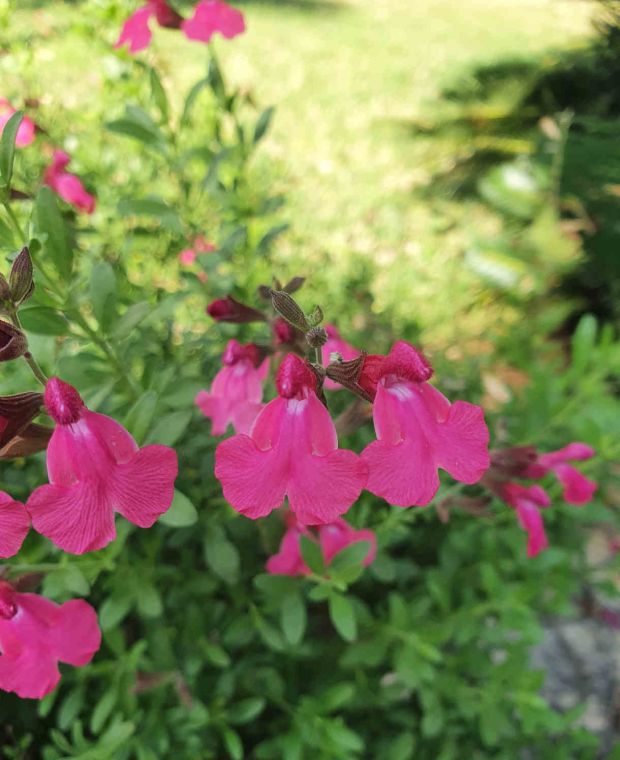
left=7, top=307, right=48, bottom=387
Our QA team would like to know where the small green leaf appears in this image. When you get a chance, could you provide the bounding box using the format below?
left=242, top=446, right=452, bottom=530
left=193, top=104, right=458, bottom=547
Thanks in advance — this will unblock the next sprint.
left=254, top=106, right=275, bottom=144
left=300, top=534, right=324, bottom=575
left=159, top=489, right=198, bottom=528
left=328, top=593, right=357, bottom=641
left=149, top=66, right=169, bottom=122
left=136, top=582, right=163, bottom=618
left=113, top=301, right=151, bottom=340
left=0, top=110, right=23, bottom=190
left=228, top=697, right=266, bottom=725
left=280, top=592, right=306, bottom=646
left=205, top=526, right=240, bottom=583
left=35, top=187, right=73, bottom=278
left=222, top=727, right=243, bottom=760
left=19, top=306, right=69, bottom=336
left=90, top=261, right=117, bottom=330
left=329, top=541, right=372, bottom=574
left=148, top=410, right=192, bottom=447
left=117, top=197, right=182, bottom=234
left=124, top=390, right=157, bottom=442
left=90, top=688, right=118, bottom=734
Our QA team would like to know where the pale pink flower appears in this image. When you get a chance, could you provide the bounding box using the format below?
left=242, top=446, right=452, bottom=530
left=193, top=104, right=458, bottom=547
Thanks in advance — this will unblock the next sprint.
left=524, top=442, right=596, bottom=505
left=266, top=516, right=376, bottom=576
left=0, top=581, right=100, bottom=699
left=322, top=324, right=359, bottom=391
left=26, top=378, right=178, bottom=555
left=196, top=340, right=268, bottom=435
left=44, top=151, right=96, bottom=215
left=0, top=100, right=35, bottom=148
left=360, top=341, right=490, bottom=507
left=115, top=0, right=182, bottom=54
left=181, top=0, right=245, bottom=43
left=502, top=483, right=550, bottom=558
left=0, top=492, right=29, bottom=559
left=215, top=354, right=367, bottom=524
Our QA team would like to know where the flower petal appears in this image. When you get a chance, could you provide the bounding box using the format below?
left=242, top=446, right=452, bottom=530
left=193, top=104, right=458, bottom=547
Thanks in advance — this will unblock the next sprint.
left=111, top=445, right=178, bottom=528
left=0, top=492, right=29, bottom=558
left=553, top=463, right=597, bottom=505
left=515, top=499, right=548, bottom=558
left=115, top=4, right=155, bottom=53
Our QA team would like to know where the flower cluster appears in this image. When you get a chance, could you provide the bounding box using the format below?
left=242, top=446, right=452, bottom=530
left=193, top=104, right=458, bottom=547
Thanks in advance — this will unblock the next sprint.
left=116, top=0, right=245, bottom=54
left=198, top=286, right=492, bottom=574
left=484, top=443, right=597, bottom=557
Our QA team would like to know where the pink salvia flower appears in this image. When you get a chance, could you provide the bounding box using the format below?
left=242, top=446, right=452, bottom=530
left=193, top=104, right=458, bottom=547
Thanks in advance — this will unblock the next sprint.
left=0, top=581, right=100, bottom=699
left=360, top=341, right=490, bottom=507
left=322, top=324, right=360, bottom=391
left=502, top=483, right=550, bottom=558
left=0, top=492, right=29, bottom=558
left=196, top=339, right=268, bottom=435
left=26, top=378, right=178, bottom=554
left=524, top=442, right=596, bottom=505
left=115, top=0, right=182, bottom=54
left=181, top=0, right=245, bottom=43
left=266, top=517, right=376, bottom=576
left=215, top=354, right=367, bottom=524
left=44, top=151, right=96, bottom=215
left=0, top=100, right=35, bottom=148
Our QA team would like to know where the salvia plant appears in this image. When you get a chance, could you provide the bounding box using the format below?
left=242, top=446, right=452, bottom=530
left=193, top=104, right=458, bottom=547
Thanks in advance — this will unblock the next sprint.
left=0, top=1, right=611, bottom=758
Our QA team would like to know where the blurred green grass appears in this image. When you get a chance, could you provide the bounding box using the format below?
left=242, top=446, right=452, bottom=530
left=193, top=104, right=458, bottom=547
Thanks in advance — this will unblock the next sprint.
left=6, top=0, right=595, bottom=346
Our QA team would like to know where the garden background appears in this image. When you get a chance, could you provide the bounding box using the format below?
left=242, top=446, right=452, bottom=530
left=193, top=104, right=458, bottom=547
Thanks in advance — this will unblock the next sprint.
left=0, top=0, right=619, bottom=758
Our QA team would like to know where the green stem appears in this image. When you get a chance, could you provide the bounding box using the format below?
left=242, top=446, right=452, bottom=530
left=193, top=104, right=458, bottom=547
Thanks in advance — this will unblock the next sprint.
left=7, top=307, right=48, bottom=387
left=2, top=201, right=26, bottom=243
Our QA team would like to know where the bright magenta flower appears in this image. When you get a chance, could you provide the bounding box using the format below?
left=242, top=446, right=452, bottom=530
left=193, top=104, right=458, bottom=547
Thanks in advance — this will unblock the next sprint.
left=502, top=483, right=550, bottom=558
left=196, top=339, right=268, bottom=435
left=26, top=378, right=178, bottom=555
left=360, top=341, right=490, bottom=507
left=0, top=100, right=35, bottom=148
left=0, top=581, right=100, bottom=699
left=0, top=492, right=29, bottom=558
left=181, top=0, right=245, bottom=43
left=272, top=317, right=296, bottom=346
left=115, top=0, right=182, bottom=54
left=322, top=324, right=359, bottom=391
left=44, top=151, right=96, bottom=215
left=266, top=516, right=376, bottom=576
left=524, top=442, right=596, bottom=505
left=215, top=354, right=367, bottom=524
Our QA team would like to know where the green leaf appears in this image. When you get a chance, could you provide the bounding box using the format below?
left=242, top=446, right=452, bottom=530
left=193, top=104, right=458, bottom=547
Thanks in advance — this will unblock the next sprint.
left=124, top=390, right=157, bottom=442
left=221, top=727, right=243, bottom=760
left=148, top=410, right=192, bottom=447
left=90, top=261, right=117, bottom=330
left=90, top=688, right=118, bottom=734
left=106, top=105, right=166, bottom=149
left=0, top=110, right=23, bottom=189
left=254, top=106, right=275, bottom=144
left=159, top=489, right=198, bottom=528
left=280, top=592, right=306, bottom=646
left=99, top=589, right=133, bottom=631
left=19, top=306, right=69, bottom=335
left=113, top=301, right=151, bottom=340
left=181, top=77, right=208, bottom=125
left=329, top=541, right=372, bottom=574
left=149, top=67, right=169, bottom=123
left=300, top=534, right=324, bottom=575
left=228, top=697, right=266, bottom=725
left=35, top=187, right=73, bottom=278
left=43, top=565, right=90, bottom=598
left=571, top=313, right=597, bottom=374
left=136, top=582, right=163, bottom=618
left=204, top=526, right=240, bottom=583
left=58, top=688, right=84, bottom=732
left=257, top=223, right=289, bottom=255
left=203, top=641, right=231, bottom=668
left=328, top=593, right=357, bottom=641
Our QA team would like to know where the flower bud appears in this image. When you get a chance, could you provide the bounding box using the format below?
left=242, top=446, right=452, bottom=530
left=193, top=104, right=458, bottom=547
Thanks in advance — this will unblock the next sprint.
left=206, top=296, right=266, bottom=324
left=0, top=321, right=27, bottom=362
left=0, top=274, right=11, bottom=304
left=270, top=290, right=309, bottom=332
left=9, top=247, right=34, bottom=306
left=272, top=317, right=297, bottom=345
left=306, top=326, right=328, bottom=349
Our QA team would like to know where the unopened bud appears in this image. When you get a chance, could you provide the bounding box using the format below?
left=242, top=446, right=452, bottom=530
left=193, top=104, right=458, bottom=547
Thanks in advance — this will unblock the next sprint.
left=9, top=247, right=34, bottom=305
left=206, top=296, right=266, bottom=324
left=306, top=326, right=328, bottom=349
left=0, top=321, right=27, bottom=362
left=270, top=290, right=309, bottom=331
left=0, top=274, right=11, bottom=304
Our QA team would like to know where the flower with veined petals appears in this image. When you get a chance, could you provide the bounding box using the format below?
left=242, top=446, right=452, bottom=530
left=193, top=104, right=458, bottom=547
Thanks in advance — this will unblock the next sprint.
left=181, top=0, right=245, bottom=43
left=322, top=324, right=359, bottom=391
left=0, top=100, right=35, bottom=148
left=196, top=339, right=268, bottom=435
left=26, top=377, right=178, bottom=554
left=44, top=151, right=96, bottom=215
left=360, top=341, right=490, bottom=507
left=0, top=492, right=29, bottom=558
left=524, top=442, right=597, bottom=505
left=0, top=581, right=100, bottom=699
left=215, top=354, right=367, bottom=524
left=502, top=483, right=550, bottom=558
left=266, top=516, right=376, bottom=576
left=115, top=0, right=182, bottom=54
